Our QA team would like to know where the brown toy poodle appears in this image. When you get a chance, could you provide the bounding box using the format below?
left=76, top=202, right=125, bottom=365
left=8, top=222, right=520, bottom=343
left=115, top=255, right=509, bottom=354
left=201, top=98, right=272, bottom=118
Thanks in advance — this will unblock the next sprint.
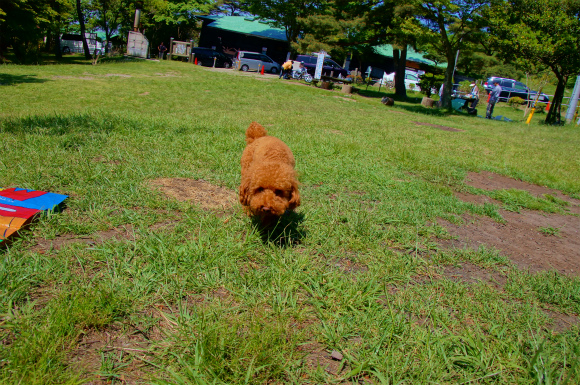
left=239, top=122, right=300, bottom=222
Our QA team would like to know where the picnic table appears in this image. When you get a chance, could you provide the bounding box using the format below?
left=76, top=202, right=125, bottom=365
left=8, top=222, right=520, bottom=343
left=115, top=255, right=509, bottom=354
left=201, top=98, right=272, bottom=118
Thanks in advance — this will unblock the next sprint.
left=452, top=93, right=477, bottom=110
left=451, top=92, right=479, bottom=115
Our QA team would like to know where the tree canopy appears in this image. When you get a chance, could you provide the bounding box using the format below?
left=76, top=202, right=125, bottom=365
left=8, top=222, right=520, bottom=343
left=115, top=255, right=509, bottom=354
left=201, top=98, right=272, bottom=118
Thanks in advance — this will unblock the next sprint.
left=486, top=0, right=580, bottom=124
left=410, top=0, right=490, bottom=109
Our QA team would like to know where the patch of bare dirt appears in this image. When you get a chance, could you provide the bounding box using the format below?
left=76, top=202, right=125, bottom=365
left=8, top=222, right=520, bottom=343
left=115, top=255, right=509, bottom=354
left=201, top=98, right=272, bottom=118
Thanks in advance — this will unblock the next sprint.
left=152, top=71, right=182, bottom=77
left=412, top=121, right=464, bottom=132
left=33, top=225, right=137, bottom=252
left=105, top=73, right=132, bottom=78
left=328, top=258, right=369, bottom=274
left=440, top=172, right=580, bottom=276
left=149, top=178, right=237, bottom=211
left=334, top=96, right=356, bottom=102
left=465, top=171, right=580, bottom=210
left=27, top=285, right=58, bottom=311
left=53, top=76, right=95, bottom=80
left=148, top=218, right=181, bottom=232
left=438, top=210, right=580, bottom=275
left=70, top=324, right=155, bottom=384
left=181, top=287, right=239, bottom=309
left=542, top=309, right=580, bottom=333
left=443, top=262, right=507, bottom=289
left=454, top=191, right=501, bottom=206
left=298, top=341, right=346, bottom=376
left=326, top=129, right=345, bottom=135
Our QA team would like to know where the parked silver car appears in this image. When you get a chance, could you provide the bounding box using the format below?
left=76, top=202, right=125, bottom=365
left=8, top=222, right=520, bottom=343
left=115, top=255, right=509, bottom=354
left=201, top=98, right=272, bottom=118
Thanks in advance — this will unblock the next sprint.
left=235, top=51, right=280, bottom=74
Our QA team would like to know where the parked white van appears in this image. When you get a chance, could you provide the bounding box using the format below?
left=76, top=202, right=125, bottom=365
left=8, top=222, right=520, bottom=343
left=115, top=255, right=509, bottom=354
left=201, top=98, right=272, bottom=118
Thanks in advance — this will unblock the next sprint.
left=61, top=33, right=104, bottom=55
left=235, top=51, right=280, bottom=74
left=381, top=70, right=421, bottom=89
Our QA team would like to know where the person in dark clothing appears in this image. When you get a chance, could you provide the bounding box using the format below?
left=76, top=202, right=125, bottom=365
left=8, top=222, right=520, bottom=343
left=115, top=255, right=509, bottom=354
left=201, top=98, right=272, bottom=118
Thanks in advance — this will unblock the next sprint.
left=158, top=42, right=167, bottom=60
left=486, top=81, right=502, bottom=119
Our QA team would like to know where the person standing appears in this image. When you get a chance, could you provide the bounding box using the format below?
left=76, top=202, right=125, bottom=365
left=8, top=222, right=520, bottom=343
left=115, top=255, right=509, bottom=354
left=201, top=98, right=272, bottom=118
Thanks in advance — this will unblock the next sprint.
left=158, top=42, right=167, bottom=60
left=486, top=80, right=502, bottom=119
left=437, top=83, right=444, bottom=107
left=470, top=83, right=480, bottom=108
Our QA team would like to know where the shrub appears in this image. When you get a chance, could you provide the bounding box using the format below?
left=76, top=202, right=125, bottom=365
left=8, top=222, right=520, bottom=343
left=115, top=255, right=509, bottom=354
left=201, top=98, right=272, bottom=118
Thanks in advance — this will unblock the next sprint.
left=418, top=72, right=444, bottom=97
left=458, top=80, right=472, bottom=94
left=508, top=97, right=525, bottom=108
left=346, top=75, right=364, bottom=84
left=535, top=104, right=546, bottom=113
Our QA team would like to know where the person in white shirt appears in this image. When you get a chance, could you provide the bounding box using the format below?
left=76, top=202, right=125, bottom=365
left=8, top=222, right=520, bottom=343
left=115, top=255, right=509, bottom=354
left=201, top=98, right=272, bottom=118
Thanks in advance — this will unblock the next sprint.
left=470, top=83, right=480, bottom=108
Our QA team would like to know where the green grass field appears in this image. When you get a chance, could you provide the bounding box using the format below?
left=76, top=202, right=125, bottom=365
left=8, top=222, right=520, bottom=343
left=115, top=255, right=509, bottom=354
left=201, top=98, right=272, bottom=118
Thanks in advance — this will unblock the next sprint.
left=1, top=56, right=579, bottom=384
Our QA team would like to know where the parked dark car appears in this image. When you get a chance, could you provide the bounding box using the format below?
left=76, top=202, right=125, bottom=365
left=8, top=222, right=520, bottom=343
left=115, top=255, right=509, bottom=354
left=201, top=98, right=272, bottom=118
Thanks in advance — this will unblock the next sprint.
left=484, top=77, right=549, bottom=103
left=191, top=47, right=233, bottom=68
left=295, top=55, right=348, bottom=78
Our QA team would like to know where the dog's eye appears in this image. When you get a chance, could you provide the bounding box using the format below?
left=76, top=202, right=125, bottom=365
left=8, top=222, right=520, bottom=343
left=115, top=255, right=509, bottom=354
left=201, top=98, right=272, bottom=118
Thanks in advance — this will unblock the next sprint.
left=255, top=187, right=264, bottom=193
left=274, top=189, right=284, bottom=197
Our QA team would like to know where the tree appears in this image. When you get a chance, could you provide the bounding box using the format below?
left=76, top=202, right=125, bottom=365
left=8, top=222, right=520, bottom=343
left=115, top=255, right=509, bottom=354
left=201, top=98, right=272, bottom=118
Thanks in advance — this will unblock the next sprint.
left=245, top=0, right=322, bottom=46
left=86, top=0, right=124, bottom=54
left=76, top=0, right=92, bottom=59
left=367, top=1, right=419, bottom=98
left=0, top=0, right=63, bottom=63
left=487, top=0, right=580, bottom=124
left=411, top=0, right=490, bottom=109
left=144, top=0, right=216, bottom=44
left=295, top=0, right=376, bottom=56
left=46, top=0, right=76, bottom=59
left=211, top=0, right=250, bottom=15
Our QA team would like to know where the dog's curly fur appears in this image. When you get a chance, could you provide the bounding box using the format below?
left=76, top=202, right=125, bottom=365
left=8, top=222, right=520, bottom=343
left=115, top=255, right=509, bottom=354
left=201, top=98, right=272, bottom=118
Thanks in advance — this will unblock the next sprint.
left=239, top=122, right=300, bottom=221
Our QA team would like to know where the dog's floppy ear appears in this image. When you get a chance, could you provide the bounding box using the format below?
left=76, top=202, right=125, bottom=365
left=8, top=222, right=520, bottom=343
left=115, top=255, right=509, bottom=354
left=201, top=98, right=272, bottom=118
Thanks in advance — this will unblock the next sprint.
left=239, top=180, right=251, bottom=206
left=288, top=181, right=300, bottom=210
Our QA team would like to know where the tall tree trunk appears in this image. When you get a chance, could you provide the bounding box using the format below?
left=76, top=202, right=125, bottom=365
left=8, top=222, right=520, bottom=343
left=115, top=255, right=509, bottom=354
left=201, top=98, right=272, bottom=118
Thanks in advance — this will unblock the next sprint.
left=76, top=0, right=92, bottom=59
left=102, top=0, right=110, bottom=54
left=53, top=0, right=62, bottom=59
left=394, top=46, right=408, bottom=99
left=546, top=75, right=566, bottom=125
left=441, top=51, right=456, bottom=110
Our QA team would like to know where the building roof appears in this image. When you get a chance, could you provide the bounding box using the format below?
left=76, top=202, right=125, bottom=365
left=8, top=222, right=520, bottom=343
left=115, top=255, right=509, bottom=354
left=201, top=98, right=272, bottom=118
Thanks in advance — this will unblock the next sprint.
left=372, top=45, right=446, bottom=68
left=199, top=15, right=288, bottom=41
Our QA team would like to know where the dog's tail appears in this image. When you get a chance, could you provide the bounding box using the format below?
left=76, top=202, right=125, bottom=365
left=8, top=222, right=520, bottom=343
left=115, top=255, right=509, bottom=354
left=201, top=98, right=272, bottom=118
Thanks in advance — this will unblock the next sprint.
left=245, top=121, right=268, bottom=144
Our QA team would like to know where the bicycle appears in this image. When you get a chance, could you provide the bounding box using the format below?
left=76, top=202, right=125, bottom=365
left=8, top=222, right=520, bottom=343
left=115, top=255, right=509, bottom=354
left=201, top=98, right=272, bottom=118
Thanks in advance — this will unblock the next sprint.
left=291, top=69, right=313, bottom=83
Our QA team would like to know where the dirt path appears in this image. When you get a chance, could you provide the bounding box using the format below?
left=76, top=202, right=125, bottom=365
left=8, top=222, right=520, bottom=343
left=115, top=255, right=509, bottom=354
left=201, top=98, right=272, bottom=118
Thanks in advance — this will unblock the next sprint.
left=439, top=172, right=580, bottom=276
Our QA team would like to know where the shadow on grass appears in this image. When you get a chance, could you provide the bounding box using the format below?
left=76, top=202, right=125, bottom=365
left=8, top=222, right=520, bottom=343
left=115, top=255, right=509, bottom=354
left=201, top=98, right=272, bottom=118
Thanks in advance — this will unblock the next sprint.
left=52, top=55, right=142, bottom=66
left=2, top=52, right=141, bottom=66
left=356, top=88, right=470, bottom=118
left=0, top=113, right=120, bottom=135
left=252, top=211, right=306, bottom=247
left=0, top=74, right=50, bottom=86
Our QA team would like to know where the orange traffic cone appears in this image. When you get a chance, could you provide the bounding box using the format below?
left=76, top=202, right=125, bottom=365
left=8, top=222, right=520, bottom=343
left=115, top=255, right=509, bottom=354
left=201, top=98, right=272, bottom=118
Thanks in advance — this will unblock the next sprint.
left=546, top=101, right=550, bottom=111
left=261, top=65, right=265, bottom=75
left=195, top=57, right=198, bottom=65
